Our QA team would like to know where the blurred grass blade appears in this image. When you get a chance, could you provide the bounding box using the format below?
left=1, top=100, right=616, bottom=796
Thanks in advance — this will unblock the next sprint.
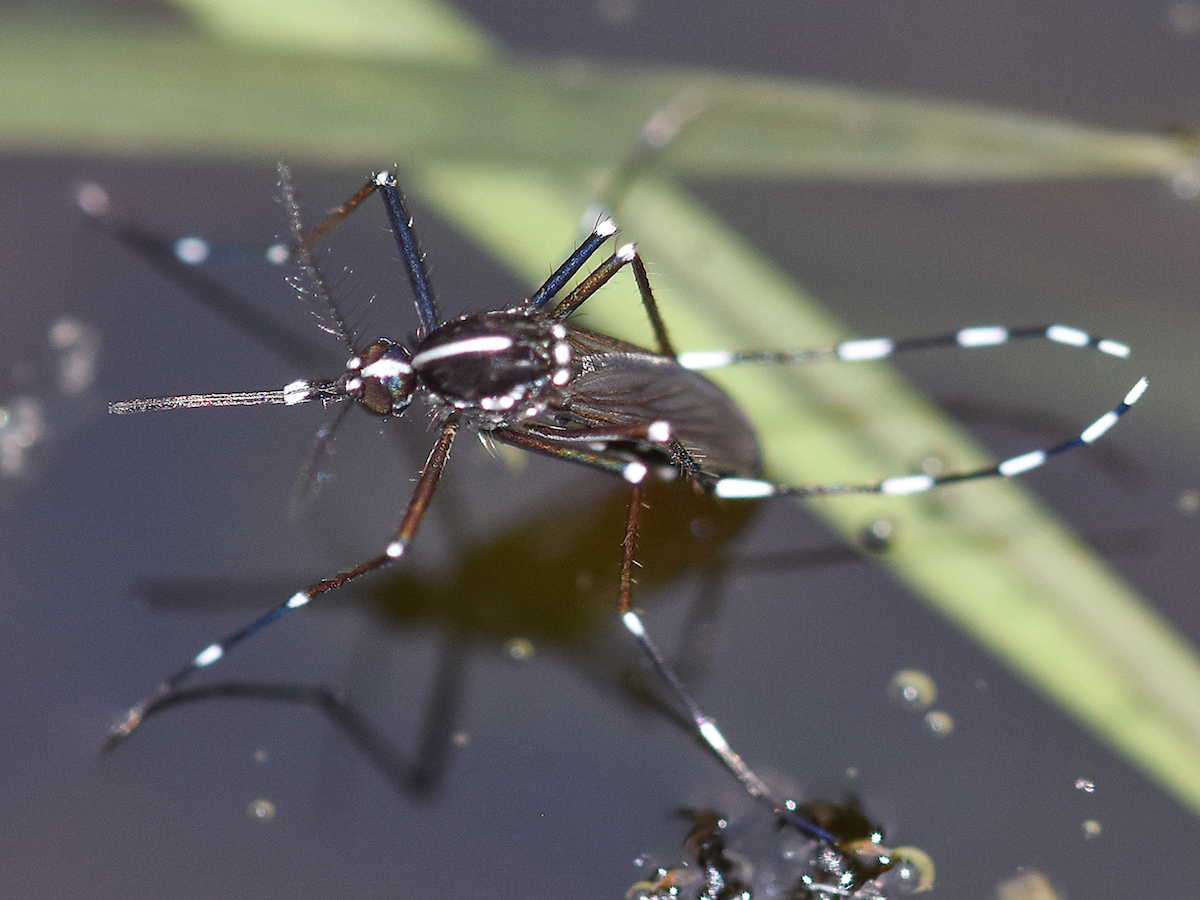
left=170, top=0, right=497, bottom=63
left=0, top=13, right=1194, bottom=182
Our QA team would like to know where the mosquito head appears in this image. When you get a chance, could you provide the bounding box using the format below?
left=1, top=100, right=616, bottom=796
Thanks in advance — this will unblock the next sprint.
left=348, top=339, right=416, bottom=416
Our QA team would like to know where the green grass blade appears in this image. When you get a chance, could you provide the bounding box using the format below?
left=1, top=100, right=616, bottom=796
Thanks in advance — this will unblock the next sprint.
left=169, top=0, right=497, bottom=63
left=0, top=15, right=1193, bottom=182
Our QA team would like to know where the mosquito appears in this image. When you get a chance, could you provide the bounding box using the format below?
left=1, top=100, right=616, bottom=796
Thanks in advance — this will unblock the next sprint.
left=95, top=167, right=1146, bottom=848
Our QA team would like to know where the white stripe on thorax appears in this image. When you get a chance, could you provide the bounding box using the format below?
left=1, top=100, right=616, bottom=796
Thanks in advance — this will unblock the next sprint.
left=412, top=335, right=513, bottom=367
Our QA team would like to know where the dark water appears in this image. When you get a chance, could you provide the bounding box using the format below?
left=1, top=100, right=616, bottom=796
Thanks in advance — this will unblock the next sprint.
left=3, top=2, right=1199, bottom=898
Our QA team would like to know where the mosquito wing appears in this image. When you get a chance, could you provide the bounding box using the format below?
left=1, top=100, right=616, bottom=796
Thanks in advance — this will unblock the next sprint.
left=507, top=325, right=762, bottom=480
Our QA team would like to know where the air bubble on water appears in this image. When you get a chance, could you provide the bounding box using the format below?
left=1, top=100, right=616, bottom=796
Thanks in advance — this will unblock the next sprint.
left=247, top=799, right=276, bottom=823
left=922, top=710, right=954, bottom=737
left=50, top=317, right=100, bottom=396
left=173, top=236, right=210, bottom=265
left=887, top=669, right=937, bottom=712
left=76, top=182, right=109, bottom=216
left=1082, top=819, right=1102, bottom=839
left=0, top=396, right=45, bottom=477
left=883, top=845, right=936, bottom=894
left=505, top=637, right=535, bottom=662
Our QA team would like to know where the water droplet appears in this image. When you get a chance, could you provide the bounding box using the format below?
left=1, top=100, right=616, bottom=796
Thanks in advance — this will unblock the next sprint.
left=247, top=799, right=276, bottom=823
left=49, top=317, right=100, bottom=396
left=922, top=710, right=954, bottom=737
left=505, top=637, right=534, bottom=662
left=76, top=182, right=110, bottom=216
left=1074, top=778, right=1096, bottom=793
left=885, top=845, right=936, bottom=893
left=173, top=236, right=210, bottom=265
left=1177, top=489, right=1200, bottom=514
left=888, top=669, right=937, bottom=712
left=0, top=396, right=45, bottom=477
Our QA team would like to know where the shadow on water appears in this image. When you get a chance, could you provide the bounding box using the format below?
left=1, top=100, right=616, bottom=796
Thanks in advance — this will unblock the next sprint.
left=135, top=474, right=891, bottom=802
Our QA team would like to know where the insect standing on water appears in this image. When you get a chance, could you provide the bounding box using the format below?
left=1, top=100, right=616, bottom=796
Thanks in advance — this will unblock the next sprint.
left=95, top=167, right=1146, bottom=848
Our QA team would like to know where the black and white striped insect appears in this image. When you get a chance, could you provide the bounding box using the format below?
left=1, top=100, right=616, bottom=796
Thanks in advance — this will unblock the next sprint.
left=97, top=169, right=1146, bottom=847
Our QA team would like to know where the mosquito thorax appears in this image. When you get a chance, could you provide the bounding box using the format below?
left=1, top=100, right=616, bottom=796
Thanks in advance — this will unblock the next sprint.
left=410, top=309, right=573, bottom=421
left=349, top=339, right=416, bottom=416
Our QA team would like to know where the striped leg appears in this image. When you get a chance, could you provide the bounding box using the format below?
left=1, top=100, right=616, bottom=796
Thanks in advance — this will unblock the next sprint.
left=714, top=377, right=1146, bottom=500
left=104, top=419, right=460, bottom=750
left=676, top=324, right=1132, bottom=370
left=672, top=325, right=1146, bottom=500
left=615, top=477, right=841, bottom=845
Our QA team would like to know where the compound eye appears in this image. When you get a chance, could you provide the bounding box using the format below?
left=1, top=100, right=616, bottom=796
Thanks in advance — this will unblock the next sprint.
left=356, top=340, right=415, bottom=416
